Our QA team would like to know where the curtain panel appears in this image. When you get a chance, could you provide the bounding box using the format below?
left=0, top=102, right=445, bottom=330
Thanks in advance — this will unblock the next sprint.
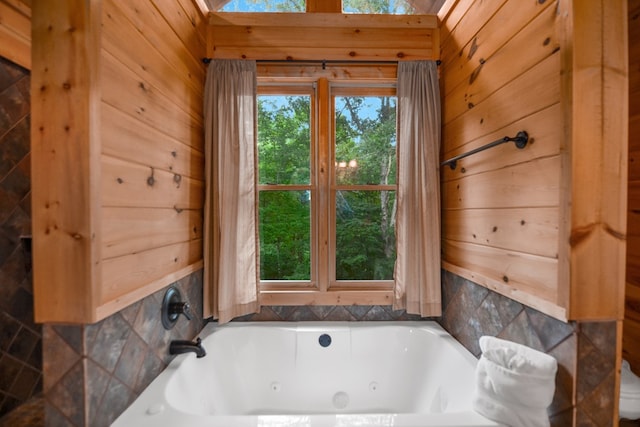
left=203, top=59, right=260, bottom=323
left=394, top=60, right=442, bottom=317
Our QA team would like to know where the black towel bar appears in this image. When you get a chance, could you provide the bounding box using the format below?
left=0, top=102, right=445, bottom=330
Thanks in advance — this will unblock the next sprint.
left=441, top=131, right=529, bottom=170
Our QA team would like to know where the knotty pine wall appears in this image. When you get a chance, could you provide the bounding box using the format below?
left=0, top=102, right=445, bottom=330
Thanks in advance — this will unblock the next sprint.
left=625, top=0, right=640, bottom=372
left=98, top=0, right=206, bottom=315
left=0, top=0, right=30, bottom=69
left=439, top=0, right=627, bottom=322
left=440, top=0, right=563, bottom=317
left=31, top=0, right=207, bottom=322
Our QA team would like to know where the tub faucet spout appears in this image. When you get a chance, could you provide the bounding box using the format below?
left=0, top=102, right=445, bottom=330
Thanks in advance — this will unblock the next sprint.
left=169, top=337, right=206, bottom=358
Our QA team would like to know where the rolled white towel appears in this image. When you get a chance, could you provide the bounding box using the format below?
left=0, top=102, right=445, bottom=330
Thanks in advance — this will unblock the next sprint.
left=620, top=359, right=640, bottom=420
left=473, top=336, right=558, bottom=427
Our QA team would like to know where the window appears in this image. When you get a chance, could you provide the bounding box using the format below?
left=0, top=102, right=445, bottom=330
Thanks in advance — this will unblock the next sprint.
left=219, top=0, right=305, bottom=12
left=342, top=0, right=416, bottom=14
left=257, top=74, right=397, bottom=304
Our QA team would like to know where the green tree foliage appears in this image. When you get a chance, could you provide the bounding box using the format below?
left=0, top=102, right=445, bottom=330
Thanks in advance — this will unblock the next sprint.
left=258, top=94, right=397, bottom=282
left=335, top=96, right=397, bottom=280
left=221, top=0, right=414, bottom=13
left=222, top=0, right=304, bottom=12
left=258, top=96, right=311, bottom=280
left=342, top=0, right=416, bottom=14
left=258, top=96, right=310, bottom=185
left=260, top=191, right=310, bottom=280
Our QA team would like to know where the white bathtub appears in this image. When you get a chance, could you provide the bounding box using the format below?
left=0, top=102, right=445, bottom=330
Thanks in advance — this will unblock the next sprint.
left=112, top=321, right=502, bottom=427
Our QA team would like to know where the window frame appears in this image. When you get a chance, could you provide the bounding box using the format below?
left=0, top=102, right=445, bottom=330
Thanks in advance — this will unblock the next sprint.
left=329, top=85, right=397, bottom=291
left=257, top=65, right=398, bottom=306
left=257, top=84, right=317, bottom=291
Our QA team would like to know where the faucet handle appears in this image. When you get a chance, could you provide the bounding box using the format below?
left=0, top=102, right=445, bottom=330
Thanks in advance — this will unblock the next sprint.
left=170, top=301, right=193, bottom=321
left=162, top=286, right=195, bottom=329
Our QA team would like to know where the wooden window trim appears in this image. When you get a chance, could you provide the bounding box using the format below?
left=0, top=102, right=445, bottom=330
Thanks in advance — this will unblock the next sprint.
left=257, top=65, right=397, bottom=306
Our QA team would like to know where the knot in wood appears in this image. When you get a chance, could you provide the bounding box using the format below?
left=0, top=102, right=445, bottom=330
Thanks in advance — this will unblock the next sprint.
left=147, top=167, right=155, bottom=187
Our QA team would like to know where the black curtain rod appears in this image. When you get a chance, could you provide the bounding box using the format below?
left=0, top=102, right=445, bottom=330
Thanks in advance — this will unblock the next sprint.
left=202, top=58, right=442, bottom=66
left=441, top=131, right=529, bottom=171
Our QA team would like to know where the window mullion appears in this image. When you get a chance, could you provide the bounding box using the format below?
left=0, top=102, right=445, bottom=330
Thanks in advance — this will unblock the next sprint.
left=317, top=78, right=330, bottom=292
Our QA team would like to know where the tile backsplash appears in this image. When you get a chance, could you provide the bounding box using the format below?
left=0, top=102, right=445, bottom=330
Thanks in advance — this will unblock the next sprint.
left=440, top=270, right=617, bottom=426
left=235, top=304, right=425, bottom=322
left=42, top=270, right=203, bottom=427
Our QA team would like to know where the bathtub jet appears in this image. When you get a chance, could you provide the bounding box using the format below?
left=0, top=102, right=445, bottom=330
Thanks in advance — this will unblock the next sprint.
left=112, top=321, right=502, bottom=427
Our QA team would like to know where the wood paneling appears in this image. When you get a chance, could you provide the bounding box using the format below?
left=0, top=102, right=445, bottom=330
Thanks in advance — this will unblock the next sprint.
left=563, top=0, right=627, bottom=319
left=31, top=0, right=102, bottom=323
left=444, top=207, right=559, bottom=258
left=441, top=0, right=628, bottom=321
left=443, top=3, right=559, bottom=122
left=32, top=0, right=206, bottom=323
left=207, top=12, right=438, bottom=61
left=102, top=207, right=202, bottom=260
left=0, top=0, right=30, bottom=69
left=625, top=0, right=640, bottom=374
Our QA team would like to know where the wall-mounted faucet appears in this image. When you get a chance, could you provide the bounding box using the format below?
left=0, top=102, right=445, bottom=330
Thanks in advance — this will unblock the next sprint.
left=170, top=337, right=206, bottom=358
left=161, top=286, right=194, bottom=329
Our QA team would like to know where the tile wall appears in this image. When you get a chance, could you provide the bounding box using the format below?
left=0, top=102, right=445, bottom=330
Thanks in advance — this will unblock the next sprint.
left=236, top=304, right=425, bottom=321
left=440, top=270, right=617, bottom=427
left=0, top=56, right=41, bottom=420
left=42, top=270, right=203, bottom=427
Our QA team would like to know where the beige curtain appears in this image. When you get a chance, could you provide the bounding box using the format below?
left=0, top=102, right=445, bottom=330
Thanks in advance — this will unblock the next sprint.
left=394, top=61, right=442, bottom=317
left=203, top=60, right=260, bottom=323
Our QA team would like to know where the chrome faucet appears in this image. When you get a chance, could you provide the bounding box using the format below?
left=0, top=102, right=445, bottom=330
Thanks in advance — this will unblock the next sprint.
left=169, top=337, right=206, bottom=358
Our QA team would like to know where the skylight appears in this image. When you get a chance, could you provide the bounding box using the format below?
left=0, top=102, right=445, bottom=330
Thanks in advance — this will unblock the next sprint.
left=214, top=0, right=425, bottom=13
left=342, top=0, right=417, bottom=14
left=220, top=0, right=305, bottom=12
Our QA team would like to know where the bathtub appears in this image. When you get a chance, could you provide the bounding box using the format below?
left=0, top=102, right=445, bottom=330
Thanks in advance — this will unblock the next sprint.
left=112, top=321, right=502, bottom=427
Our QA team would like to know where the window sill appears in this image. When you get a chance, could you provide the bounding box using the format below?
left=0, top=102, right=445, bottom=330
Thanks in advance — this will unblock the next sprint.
left=259, top=289, right=393, bottom=306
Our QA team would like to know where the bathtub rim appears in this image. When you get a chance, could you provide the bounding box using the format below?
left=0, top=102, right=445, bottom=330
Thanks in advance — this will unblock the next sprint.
left=112, top=320, right=502, bottom=427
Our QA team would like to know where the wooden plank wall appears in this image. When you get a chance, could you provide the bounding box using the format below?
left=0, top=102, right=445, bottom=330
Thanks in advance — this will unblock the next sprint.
left=32, top=0, right=207, bottom=322
left=96, top=0, right=206, bottom=318
left=31, top=0, right=103, bottom=322
left=439, top=0, right=564, bottom=318
left=207, top=12, right=438, bottom=61
left=441, top=0, right=627, bottom=322
left=625, top=0, right=640, bottom=372
left=0, top=0, right=30, bottom=69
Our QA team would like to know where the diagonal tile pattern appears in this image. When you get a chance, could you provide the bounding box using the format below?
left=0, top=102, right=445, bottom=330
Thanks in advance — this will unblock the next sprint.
left=41, top=270, right=203, bottom=427
left=0, top=56, right=41, bottom=421
left=236, top=304, right=425, bottom=322
left=440, top=270, right=617, bottom=427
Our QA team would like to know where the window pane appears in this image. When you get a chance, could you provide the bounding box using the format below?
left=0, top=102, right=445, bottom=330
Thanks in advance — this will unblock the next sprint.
left=258, top=95, right=311, bottom=185
left=259, top=191, right=311, bottom=280
left=342, top=0, right=416, bottom=14
left=335, top=96, right=396, bottom=185
left=221, top=0, right=305, bottom=12
left=335, top=190, right=396, bottom=280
